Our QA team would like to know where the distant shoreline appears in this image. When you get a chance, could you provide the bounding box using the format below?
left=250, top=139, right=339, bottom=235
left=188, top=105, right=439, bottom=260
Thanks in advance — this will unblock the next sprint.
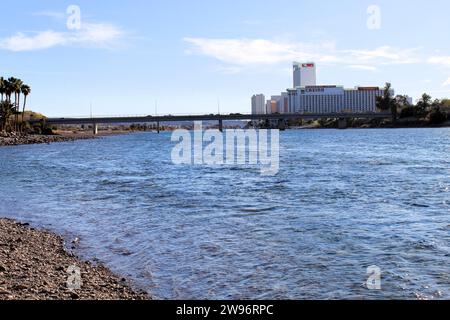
left=281, top=117, right=450, bottom=130
left=2, top=122, right=450, bottom=148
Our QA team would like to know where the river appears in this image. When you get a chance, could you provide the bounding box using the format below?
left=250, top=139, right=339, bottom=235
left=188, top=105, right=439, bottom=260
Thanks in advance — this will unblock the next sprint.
left=1, top=128, right=449, bottom=299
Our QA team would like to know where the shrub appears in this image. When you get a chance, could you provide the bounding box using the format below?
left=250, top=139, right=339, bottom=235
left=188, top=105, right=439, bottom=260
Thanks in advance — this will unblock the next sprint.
left=429, top=108, right=447, bottom=125
left=42, top=126, right=54, bottom=135
left=400, top=106, right=416, bottom=118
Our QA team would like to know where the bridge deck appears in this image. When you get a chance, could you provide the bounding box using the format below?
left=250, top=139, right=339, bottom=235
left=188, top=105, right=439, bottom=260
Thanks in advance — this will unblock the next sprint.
left=30, top=113, right=392, bottom=125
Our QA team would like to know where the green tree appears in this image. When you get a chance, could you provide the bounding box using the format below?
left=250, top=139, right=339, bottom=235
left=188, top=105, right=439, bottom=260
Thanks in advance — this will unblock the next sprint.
left=416, top=93, right=432, bottom=117
left=429, top=106, right=447, bottom=125
left=441, top=99, right=450, bottom=108
left=396, top=95, right=411, bottom=107
left=376, top=83, right=398, bottom=123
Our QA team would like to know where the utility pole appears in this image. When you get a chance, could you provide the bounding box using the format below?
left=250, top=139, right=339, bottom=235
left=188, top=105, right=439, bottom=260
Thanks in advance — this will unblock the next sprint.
left=90, top=101, right=97, bottom=135
left=155, top=100, right=158, bottom=116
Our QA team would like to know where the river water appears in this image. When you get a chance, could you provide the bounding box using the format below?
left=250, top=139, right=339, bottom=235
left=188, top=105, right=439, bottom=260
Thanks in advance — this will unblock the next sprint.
left=1, top=129, right=449, bottom=299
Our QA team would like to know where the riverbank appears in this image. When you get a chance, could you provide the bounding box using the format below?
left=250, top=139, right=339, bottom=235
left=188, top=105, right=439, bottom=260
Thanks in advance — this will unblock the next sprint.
left=288, top=117, right=450, bottom=130
left=0, top=218, right=150, bottom=300
left=0, top=130, right=131, bottom=147
left=0, top=132, right=96, bottom=147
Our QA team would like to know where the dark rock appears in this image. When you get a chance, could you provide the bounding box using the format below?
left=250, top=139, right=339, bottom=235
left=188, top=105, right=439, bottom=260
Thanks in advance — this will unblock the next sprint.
left=70, top=292, right=80, bottom=300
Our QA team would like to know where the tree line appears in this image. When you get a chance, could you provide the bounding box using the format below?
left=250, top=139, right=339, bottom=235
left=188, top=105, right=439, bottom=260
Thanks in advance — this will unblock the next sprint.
left=377, top=83, right=450, bottom=125
left=0, top=77, right=31, bottom=133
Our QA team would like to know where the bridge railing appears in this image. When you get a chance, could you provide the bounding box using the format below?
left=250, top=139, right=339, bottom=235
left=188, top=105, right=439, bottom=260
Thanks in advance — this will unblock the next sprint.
left=40, top=111, right=389, bottom=119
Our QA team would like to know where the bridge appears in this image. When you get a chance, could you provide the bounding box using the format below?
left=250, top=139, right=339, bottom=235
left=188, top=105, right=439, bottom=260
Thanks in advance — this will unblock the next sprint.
left=30, top=112, right=392, bottom=134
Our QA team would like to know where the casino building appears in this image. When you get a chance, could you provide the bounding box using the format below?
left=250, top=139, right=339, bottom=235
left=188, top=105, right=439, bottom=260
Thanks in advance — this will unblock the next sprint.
left=252, top=62, right=393, bottom=115
left=287, top=85, right=387, bottom=114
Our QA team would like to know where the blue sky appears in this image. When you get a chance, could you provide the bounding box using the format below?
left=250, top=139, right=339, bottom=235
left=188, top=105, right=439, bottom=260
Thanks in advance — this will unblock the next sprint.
left=1, top=0, right=449, bottom=116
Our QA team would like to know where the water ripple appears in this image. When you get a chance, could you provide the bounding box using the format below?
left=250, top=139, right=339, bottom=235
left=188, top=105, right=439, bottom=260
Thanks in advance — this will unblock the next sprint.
left=0, top=129, right=449, bottom=299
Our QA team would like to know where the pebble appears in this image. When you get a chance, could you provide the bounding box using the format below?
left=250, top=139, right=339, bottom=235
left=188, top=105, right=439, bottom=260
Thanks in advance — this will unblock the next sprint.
left=0, top=218, right=150, bottom=300
left=0, top=133, right=96, bottom=147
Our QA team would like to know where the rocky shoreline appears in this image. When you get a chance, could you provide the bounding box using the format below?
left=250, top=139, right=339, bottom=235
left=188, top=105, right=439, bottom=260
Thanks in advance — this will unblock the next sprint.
left=0, top=132, right=97, bottom=147
left=0, top=218, right=150, bottom=300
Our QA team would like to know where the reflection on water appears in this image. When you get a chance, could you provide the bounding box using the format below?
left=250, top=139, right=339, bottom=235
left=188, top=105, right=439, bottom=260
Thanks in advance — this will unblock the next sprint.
left=1, top=129, right=449, bottom=299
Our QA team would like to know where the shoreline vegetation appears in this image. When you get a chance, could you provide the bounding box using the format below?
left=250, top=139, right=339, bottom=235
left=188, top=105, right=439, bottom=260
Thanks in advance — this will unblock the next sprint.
left=0, top=218, right=150, bottom=300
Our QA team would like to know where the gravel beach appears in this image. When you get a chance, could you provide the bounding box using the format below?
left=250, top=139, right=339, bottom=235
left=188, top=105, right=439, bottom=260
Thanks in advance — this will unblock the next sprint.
left=0, top=218, right=150, bottom=300
left=0, top=132, right=96, bottom=147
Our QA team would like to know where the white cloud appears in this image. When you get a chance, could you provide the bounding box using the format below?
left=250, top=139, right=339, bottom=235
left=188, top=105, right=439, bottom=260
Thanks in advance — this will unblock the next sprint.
left=1, top=31, right=67, bottom=51
left=184, top=38, right=296, bottom=65
left=71, top=23, right=124, bottom=46
left=347, top=65, right=378, bottom=72
left=342, top=46, right=421, bottom=65
left=428, top=56, right=450, bottom=67
left=0, top=23, right=124, bottom=52
left=183, top=37, right=422, bottom=72
left=443, top=78, right=450, bottom=86
left=183, top=37, right=339, bottom=65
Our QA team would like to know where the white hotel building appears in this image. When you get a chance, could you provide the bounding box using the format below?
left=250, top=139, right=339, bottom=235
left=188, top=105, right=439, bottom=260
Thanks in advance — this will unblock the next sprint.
left=293, top=62, right=317, bottom=87
left=252, top=62, right=392, bottom=115
left=287, top=85, right=388, bottom=114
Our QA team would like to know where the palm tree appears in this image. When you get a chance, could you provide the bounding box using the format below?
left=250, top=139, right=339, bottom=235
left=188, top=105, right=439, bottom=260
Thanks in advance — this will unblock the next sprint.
left=7, top=78, right=17, bottom=104
left=21, top=84, right=31, bottom=123
left=15, top=78, right=23, bottom=110
left=0, top=101, right=15, bottom=132
left=4, top=79, right=12, bottom=103
left=0, top=77, right=4, bottom=102
left=8, top=77, right=23, bottom=131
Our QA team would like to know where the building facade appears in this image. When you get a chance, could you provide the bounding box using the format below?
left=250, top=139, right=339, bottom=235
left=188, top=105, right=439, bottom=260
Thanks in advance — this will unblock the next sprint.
left=251, top=94, right=266, bottom=114
left=266, top=99, right=278, bottom=114
left=293, top=62, right=317, bottom=87
left=288, top=86, right=388, bottom=114
left=252, top=62, right=397, bottom=115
